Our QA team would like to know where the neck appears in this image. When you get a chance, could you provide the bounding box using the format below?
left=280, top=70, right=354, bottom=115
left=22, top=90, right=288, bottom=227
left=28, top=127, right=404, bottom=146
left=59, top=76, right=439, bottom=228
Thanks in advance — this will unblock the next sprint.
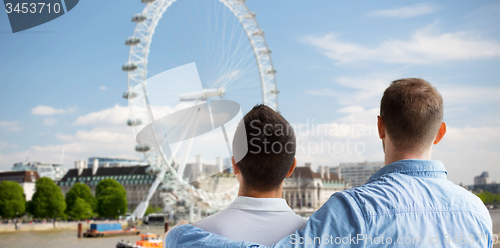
left=238, top=184, right=282, bottom=198
left=385, top=145, right=432, bottom=165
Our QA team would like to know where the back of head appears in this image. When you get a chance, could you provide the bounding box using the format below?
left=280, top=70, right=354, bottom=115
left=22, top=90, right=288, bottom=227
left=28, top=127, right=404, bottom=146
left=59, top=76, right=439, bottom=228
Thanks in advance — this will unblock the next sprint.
left=380, top=78, right=443, bottom=153
left=232, top=104, right=295, bottom=192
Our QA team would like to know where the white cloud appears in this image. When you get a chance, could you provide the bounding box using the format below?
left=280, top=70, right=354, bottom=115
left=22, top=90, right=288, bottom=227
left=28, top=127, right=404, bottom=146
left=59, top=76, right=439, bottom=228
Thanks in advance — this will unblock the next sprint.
left=55, top=134, right=73, bottom=141
left=368, top=3, right=440, bottom=18
left=307, top=74, right=500, bottom=112
left=100, top=86, right=107, bottom=90
left=74, top=104, right=129, bottom=126
left=437, top=84, right=500, bottom=106
left=43, top=118, right=58, bottom=126
left=75, top=128, right=133, bottom=143
left=17, top=103, right=186, bottom=171
left=0, top=141, right=17, bottom=149
left=302, top=24, right=500, bottom=64
left=38, top=130, right=51, bottom=136
left=0, top=140, right=140, bottom=170
left=292, top=106, right=384, bottom=169
left=73, top=103, right=195, bottom=127
left=433, top=126, right=500, bottom=185
left=0, top=121, right=22, bottom=132
left=213, top=70, right=242, bottom=87
left=307, top=73, right=395, bottom=107
left=32, top=105, right=76, bottom=115
left=290, top=106, right=499, bottom=185
left=0, top=105, right=143, bottom=171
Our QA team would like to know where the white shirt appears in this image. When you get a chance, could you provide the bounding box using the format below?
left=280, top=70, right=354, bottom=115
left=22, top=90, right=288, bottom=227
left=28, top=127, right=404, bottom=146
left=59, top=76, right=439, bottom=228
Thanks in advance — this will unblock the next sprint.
left=193, top=196, right=306, bottom=246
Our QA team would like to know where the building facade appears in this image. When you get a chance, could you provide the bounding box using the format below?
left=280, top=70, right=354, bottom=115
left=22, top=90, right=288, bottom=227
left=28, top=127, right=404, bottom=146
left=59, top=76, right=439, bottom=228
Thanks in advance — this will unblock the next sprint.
left=180, top=155, right=229, bottom=183
left=58, top=160, right=162, bottom=212
left=282, top=165, right=348, bottom=215
left=330, top=161, right=384, bottom=188
left=474, top=171, right=490, bottom=185
left=86, top=157, right=148, bottom=168
left=469, top=171, right=499, bottom=194
left=12, top=162, right=67, bottom=182
left=0, top=171, right=40, bottom=200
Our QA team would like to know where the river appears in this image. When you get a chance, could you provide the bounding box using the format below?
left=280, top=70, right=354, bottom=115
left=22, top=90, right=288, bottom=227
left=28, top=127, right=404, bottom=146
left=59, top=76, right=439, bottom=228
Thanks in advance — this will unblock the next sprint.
left=0, top=227, right=165, bottom=248
left=1, top=210, right=499, bottom=248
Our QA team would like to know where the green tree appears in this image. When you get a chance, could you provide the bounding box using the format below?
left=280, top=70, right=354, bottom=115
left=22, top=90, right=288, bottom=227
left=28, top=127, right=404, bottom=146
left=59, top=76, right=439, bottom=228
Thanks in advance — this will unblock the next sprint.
left=144, top=205, right=162, bottom=215
left=65, top=182, right=96, bottom=217
left=30, top=177, right=66, bottom=219
left=0, top=181, right=25, bottom=219
left=25, top=200, right=34, bottom=217
left=476, top=191, right=494, bottom=204
left=96, top=179, right=127, bottom=219
left=68, top=197, right=94, bottom=220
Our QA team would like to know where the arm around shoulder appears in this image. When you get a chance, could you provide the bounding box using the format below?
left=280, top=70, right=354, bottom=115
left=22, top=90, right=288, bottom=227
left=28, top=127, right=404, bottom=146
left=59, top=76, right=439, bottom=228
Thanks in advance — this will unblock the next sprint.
left=164, top=224, right=270, bottom=248
left=275, top=192, right=365, bottom=247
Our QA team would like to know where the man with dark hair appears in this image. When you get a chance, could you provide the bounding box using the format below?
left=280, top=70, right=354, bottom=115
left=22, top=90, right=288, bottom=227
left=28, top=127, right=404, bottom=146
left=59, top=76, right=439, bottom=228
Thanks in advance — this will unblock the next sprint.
left=166, top=79, right=493, bottom=247
left=192, top=104, right=306, bottom=246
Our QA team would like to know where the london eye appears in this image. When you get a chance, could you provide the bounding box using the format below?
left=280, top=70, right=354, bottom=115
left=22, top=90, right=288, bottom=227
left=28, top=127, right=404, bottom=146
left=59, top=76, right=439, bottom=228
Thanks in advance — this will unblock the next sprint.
left=122, top=0, right=279, bottom=221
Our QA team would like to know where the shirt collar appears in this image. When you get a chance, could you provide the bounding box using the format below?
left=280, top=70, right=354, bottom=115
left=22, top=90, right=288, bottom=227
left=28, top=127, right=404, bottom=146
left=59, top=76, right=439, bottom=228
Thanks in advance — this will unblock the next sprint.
left=227, top=196, right=294, bottom=212
left=369, top=159, right=447, bottom=182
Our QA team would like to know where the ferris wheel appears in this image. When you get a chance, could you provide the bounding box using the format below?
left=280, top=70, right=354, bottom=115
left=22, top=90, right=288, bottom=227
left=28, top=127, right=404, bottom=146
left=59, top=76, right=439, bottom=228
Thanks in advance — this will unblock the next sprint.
left=122, top=0, right=279, bottom=220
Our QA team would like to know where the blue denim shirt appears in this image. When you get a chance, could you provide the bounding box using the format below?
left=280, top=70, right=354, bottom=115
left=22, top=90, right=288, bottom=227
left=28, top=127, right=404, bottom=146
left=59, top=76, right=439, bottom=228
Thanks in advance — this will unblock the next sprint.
left=165, top=160, right=493, bottom=247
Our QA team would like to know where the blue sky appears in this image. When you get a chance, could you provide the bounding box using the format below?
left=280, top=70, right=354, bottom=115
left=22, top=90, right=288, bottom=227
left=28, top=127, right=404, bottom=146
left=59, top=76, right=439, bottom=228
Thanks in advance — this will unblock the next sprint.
left=0, top=0, right=499, bottom=185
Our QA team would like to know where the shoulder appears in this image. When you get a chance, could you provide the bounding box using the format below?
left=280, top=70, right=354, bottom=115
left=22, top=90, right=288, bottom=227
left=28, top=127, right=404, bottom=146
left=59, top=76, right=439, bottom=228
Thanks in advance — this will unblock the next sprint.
left=290, top=191, right=365, bottom=238
left=314, top=191, right=365, bottom=225
left=451, top=184, right=492, bottom=224
left=193, top=209, right=231, bottom=232
left=287, top=212, right=307, bottom=227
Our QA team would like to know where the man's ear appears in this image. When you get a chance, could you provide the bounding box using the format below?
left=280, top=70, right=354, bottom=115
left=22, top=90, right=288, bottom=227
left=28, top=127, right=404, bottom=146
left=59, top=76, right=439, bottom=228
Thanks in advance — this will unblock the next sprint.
left=231, top=156, right=240, bottom=175
left=377, top=116, right=385, bottom=139
left=433, top=122, right=446, bottom=145
left=285, top=158, right=297, bottom=178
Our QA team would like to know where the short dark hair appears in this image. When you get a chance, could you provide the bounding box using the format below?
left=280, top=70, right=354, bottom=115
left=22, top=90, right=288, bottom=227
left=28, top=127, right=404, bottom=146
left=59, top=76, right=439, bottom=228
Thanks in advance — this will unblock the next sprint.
left=232, top=104, right=295, bottom=192
left=380, top=78, right=443, bottom=152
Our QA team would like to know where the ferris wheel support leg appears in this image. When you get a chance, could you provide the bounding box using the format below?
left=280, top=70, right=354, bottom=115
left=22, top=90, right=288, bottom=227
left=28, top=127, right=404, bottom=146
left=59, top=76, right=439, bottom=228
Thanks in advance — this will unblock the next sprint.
left=131, top=162, right=169, bottom=220
left=221, top=125, right=233, bottom=156
left=189, top=201, right=194, bottom=222
left=169, top=208, right=174, bottom=222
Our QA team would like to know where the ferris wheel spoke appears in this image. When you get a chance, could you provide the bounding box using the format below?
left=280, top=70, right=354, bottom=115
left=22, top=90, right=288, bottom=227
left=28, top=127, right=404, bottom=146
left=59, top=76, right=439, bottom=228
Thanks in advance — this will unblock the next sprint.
left=211, top=27, right=252, bottom=85
left=225, top=80, right=262, bottom=92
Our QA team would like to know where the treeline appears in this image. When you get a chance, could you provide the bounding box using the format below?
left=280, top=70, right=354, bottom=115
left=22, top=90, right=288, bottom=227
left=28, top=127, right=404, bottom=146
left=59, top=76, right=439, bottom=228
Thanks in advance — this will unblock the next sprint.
left=0, top=178, right=127, bottom=220
left=476, top=191, right=500, bottom=205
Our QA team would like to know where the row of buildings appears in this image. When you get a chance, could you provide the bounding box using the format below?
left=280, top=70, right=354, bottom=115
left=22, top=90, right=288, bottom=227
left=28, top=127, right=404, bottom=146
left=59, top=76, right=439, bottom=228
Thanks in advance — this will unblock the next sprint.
left=1, top=157, right=404, bottom=214
left=468, top=171, right=500, bottom=194
left=281, top=161, right=385, bottom=214
left=58, top=159, right=162, bottom=211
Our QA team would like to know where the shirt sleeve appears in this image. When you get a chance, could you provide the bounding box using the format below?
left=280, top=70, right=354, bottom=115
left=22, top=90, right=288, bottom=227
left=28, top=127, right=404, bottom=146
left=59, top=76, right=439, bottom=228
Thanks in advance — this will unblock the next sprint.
left=164, top=224, right=271, bottom=248
left=275, top=192, right=365, bottom=247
